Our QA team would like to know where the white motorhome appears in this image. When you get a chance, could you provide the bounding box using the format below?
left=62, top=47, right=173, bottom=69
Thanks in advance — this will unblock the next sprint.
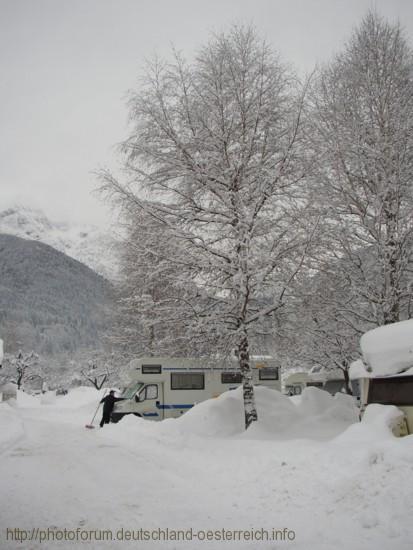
left=112, top=356, right=281, bottom=422
left=284, top=369, right=354, bottom=397
left=284, top=372, right=313, bottom=396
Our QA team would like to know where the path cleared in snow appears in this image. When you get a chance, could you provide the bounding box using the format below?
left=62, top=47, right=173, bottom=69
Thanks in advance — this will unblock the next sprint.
left=0, top=387, right=412, bottom=550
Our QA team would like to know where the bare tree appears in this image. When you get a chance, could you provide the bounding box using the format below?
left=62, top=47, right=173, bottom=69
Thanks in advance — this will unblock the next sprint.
left=309, top=11, right=413, bottom=328
left=80, top=352, right=116, bottom=390
left=289, top=264, right=362, bottom=394
left=100, top=26, right=314, bottom=428
left=3, top=350, right=39, bottom=390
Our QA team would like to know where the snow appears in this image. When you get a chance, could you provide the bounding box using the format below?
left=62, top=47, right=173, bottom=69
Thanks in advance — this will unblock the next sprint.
left=0, top=386, right=412, bottom=550
left=0, top=338, right=3, bottom=366
left=0, top=403, right=24, bottom=454
left=349, top=358, right=372, bottom=380
left=360, top=319, right=413, bottom=376
left=52, top=386, right=107, bottom=409
left=164, top=386, right=358, bottom=441
left=361, top=404, right=406, bottom=434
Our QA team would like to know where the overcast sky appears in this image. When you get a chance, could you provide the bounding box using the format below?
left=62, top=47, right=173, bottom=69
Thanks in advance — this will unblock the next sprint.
left=1, top=0, right=413, bottom=226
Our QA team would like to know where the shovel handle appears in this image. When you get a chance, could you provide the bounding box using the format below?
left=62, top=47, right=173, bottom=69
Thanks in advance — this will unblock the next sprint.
left=88, top=389, right=107, bottom=425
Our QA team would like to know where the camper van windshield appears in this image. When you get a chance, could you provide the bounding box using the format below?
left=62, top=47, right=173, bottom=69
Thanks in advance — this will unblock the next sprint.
left=122, top=382, right=144, bottom=399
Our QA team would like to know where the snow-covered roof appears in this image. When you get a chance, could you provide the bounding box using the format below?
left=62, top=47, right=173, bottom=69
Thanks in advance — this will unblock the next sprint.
left=349, top=359, right=371, bottom=380
left=360, top=319, right=413, bottom=377
left=308, top=366, right=344, bottom=381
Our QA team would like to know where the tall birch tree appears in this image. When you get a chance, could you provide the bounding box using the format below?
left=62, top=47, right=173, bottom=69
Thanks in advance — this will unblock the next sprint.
left=309, top=11, right=413, bottom=328
left=101, top=26, right=313, bottom=429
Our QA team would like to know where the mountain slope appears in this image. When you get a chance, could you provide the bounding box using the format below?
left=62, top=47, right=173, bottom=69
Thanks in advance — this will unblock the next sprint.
left=0, top=234, right=113, bottom=355
left=0, top=206, right=118, bottom=280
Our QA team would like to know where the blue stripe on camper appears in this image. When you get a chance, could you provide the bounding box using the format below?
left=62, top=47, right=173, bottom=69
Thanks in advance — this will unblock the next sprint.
left=162, top=368, right=225, bottom=371
left=142, top=412, right=159, bottom=417
left=156, top=403, right=194, bottom=410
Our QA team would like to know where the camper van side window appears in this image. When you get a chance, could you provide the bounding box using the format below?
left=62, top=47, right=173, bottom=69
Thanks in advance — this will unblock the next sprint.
left=171, top=372, right=205, bottom=390
left=142, top=365, right=162, bottom=374
left=221, top=372, right=242, bottom=384
left=258, top=368, right=279, bottom=380
left=144, top=385, right=158, bottom=400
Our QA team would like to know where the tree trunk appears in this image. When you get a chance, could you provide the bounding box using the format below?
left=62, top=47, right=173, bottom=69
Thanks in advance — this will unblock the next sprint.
left=238, top=332, right=258, bottom=429
left=342, top=364, right=353, bottom=395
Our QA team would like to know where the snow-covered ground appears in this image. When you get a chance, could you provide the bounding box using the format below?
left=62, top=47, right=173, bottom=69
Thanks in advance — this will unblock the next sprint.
left=1, top=386, right=412, bottom=550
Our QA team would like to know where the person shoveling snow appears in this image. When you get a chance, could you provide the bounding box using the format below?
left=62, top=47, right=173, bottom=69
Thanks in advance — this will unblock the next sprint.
left=99, top=390, right=124, bottom=428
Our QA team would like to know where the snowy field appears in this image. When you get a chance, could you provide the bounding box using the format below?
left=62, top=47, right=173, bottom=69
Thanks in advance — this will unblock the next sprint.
left=0, top=386, right=412, bottom=550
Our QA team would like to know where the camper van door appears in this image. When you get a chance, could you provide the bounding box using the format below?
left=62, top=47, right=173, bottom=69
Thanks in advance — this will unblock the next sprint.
left=137, top=382, right=164, bottom=420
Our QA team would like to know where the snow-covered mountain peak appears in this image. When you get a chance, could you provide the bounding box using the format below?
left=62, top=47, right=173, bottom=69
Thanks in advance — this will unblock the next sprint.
left=0, top=205, right=119, bottom=280
left=0, top=205, right=54, bottom=237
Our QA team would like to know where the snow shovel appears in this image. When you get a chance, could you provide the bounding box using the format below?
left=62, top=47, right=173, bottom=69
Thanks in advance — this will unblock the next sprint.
left=85, top=390, right=106, bottom=429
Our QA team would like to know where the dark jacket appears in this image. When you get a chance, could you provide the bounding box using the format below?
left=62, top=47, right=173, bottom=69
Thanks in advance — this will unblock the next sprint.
left=100, top=394, right=124, bottom=413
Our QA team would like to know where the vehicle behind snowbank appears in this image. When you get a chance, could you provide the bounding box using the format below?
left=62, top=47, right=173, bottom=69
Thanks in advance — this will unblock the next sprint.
left=351, top=320, right=413, bottom=436
left=284, top=370, right=358, bottom=398
left=113, top=356, right=280, bottom=422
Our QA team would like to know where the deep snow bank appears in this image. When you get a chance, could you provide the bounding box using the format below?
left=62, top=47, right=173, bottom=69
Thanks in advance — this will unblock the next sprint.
left=333, top=403, right=407, bottom=450
left=102, top=386, right=360, bottom=442
left=240, top=386, right=359, bottom=440
left=362, top=404, right=406, bottom=435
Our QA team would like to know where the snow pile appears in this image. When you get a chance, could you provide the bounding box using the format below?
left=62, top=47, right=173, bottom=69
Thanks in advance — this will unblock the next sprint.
left=362, top=404, right=406, bottom=435
left=360, top=319, right=413, bottom=376
left=0, top=403, right=24, bottom=453
left=139, top=386, right=358, bottom=440
left=243, top=386, right=359, bottom=440
left=171, top=388, right=246, bottom=437
left=334, top=404, right=405, bottom=448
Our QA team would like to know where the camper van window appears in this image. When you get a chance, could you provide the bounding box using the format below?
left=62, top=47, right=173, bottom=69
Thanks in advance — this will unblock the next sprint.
left=286, top=385, right=302, bottom=396
left=306, top=382, right=323, bottom=388
left=142, top=365, right=162, bottom=374
left=171, top=372, right=205, bottom=390
left=258, top=368, right=279, bottom=380
left=122, top=382, right=144, bottom=399
left=368, top=377, right=413, bottom=406
left=221, top=372, right=242, bottom=384
left=324, top=380, right=345, bottom=395
left=144, top=385, right=158, bottom=400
